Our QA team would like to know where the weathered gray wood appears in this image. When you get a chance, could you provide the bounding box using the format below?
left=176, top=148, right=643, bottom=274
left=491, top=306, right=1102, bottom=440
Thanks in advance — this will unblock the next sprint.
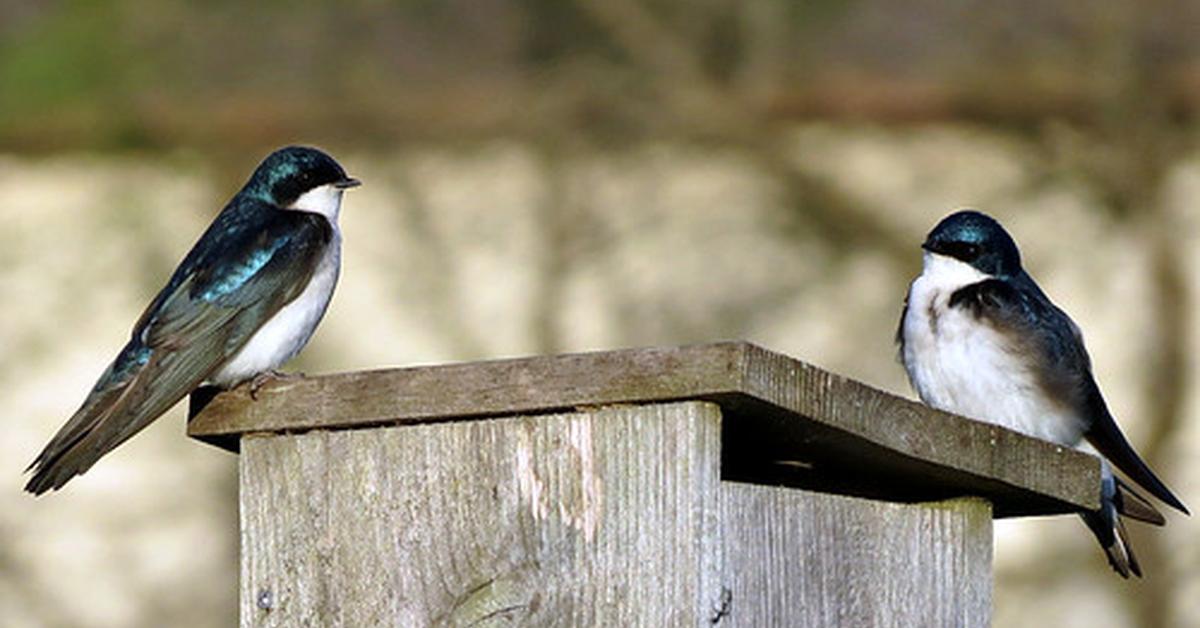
left=239, top=401, right=725, bottom=627
left=191, top=342, right=1099, bottom=516
left=720, top=484, right=992, bottom=627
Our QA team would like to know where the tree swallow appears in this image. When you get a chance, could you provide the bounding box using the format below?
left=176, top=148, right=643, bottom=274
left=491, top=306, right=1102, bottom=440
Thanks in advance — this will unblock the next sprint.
left=25, top=146, right=360, bottom=495
left=898, top=209, right=1188, bottom=577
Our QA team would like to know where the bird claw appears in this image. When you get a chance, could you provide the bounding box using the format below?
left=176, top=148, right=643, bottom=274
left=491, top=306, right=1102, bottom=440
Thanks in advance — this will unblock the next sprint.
left=248, top=370, right=304, bottom=400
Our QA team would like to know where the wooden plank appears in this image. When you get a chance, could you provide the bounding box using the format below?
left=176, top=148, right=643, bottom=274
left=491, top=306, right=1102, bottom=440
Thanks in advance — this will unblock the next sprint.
left=191, top=341, right=1099, bottom=516
left=729, top=344, right=1100, bottom=516
left=238, top=401, right=725, bottom=627
left=720, top=484, right=992, bottom=627
left=192, top=343, right=745, bottom=438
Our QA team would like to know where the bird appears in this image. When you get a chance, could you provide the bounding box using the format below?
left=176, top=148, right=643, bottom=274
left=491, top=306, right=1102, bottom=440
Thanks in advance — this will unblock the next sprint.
left=25, top=145, right=360, bottom=495
left=897, top=209, right=1188, bottom=578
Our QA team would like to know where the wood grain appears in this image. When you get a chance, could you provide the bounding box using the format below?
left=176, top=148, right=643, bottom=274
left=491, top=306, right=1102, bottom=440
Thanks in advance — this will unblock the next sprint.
left=720, top=483, right=991, bottom=627
left=192, top=342, right=1099, bottom=516
left=238, top=401, right=725, bottom=627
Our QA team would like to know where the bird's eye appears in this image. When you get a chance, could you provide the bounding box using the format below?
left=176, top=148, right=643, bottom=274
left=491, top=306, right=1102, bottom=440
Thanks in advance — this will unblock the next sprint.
left=950, top=242, right=981, bottom=260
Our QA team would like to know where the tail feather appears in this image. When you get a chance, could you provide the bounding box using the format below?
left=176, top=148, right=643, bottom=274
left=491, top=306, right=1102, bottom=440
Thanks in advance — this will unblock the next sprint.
left=1078, top=465, right=1170, bottom=578
left=25, top=343, right=210, bottom=495
left=1115, top=516, right=1142, bottom=578
left=1081, top=508, right=1140, bottom=579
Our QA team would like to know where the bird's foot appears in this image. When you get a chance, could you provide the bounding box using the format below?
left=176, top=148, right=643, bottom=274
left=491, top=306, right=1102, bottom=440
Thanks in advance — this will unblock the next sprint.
left=248, top=370, right=305, bottom=400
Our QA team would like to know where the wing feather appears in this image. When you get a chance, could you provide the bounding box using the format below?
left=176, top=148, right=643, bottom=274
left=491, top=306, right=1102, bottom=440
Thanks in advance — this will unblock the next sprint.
left=25, top=203, right=332, bottom=494
left=949, top=273, right=1187, bottom=515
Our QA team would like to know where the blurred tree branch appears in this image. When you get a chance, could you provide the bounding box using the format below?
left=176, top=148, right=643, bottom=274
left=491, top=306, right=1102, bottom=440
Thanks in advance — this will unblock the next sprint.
left=571, top=0, right=912, bottom=265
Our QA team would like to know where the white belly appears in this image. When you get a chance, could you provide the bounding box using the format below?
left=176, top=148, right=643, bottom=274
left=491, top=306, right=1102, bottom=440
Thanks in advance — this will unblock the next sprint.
left=901, top=255, right=1086, bottom=445
left=209, top=232, right=340, bottom=387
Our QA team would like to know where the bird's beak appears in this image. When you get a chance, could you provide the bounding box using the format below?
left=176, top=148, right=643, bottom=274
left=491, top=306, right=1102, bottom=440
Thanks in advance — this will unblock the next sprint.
left=335, top=177, right=362, bottom=190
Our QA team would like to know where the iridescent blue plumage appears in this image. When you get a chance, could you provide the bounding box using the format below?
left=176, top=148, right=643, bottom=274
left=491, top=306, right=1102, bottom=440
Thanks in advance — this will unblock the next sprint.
left=920, top=210, right=1022, bottom=277
left=199, top=244, right=279, bottom=302
left=26, top=146, right=359, bottom=495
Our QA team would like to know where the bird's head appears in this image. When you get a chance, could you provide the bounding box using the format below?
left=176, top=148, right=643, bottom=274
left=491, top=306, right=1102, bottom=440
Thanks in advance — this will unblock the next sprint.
left=921, top=209, right=1022, bottom=278
left=243, top=146, right=361, bottom=219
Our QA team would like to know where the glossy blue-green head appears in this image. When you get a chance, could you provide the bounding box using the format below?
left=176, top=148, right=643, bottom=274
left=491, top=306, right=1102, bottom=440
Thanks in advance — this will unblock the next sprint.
left=241, top=146, right=360, bottom=206
left=922, top=210, right=1022, bottom=277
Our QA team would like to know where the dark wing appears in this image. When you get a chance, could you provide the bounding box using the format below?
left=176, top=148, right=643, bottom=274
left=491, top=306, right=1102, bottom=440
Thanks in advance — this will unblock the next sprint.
left=950, top=278, right=1092, bottom=409
left=946, top=277, right=1025, bottom=320
left=1082, top=385, right=1189, bottom=514
left=895, top=293, right=909, bottom=361
left=25, top=202, right=332, bottom=494
left=952, top=274, right=1187, bottom=515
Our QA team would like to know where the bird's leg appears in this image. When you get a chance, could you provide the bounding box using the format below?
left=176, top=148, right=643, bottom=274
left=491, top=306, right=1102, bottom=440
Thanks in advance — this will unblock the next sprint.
left=248, top=370, right=306, bottom=400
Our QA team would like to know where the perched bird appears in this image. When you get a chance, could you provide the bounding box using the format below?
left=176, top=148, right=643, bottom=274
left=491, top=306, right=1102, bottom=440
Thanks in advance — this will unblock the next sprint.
left=26, top=146, right=360, bottom=495
left=897, top=209, right=1188, bottom=577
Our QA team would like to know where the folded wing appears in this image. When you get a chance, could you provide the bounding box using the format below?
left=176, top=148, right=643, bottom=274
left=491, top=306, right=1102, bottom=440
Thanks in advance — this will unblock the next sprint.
left=25, top=203, right=332, bottom=494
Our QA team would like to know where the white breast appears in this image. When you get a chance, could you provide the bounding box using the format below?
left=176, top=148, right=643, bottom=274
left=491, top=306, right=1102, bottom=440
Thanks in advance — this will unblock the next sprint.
left=208, top=185, right=345, bottom=387
left=900, top=252, right=1086, bottom=445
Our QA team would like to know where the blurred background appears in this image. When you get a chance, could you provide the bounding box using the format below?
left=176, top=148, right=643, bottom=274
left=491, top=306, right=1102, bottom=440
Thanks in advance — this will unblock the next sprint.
left=2, top=1, right=1199, bottom=626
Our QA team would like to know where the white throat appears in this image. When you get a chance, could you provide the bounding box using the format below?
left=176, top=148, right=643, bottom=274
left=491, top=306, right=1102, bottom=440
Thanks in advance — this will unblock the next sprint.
left=919, top=251, right=990, bottom=292
left=208, top=183, right=347, bottom=387
left=288, top=183, right=345, bottom=222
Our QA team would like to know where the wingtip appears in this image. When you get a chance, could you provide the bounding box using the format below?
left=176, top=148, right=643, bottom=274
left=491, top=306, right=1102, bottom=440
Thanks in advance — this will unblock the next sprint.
left=1160, top=493, right=1189, bottom=516
left=1086, top=413, right=1189, bottom=517
left=23, top=462, right=70, bottom=496
left=23, top=473, right=54, bottom=497
left=24, top=438, right=94, bottom=496
left=23, top=452, right=54, bottom=495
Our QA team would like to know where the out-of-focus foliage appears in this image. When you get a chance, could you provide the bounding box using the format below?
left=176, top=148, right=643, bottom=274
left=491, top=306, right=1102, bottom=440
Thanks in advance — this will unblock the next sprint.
left=2, top=0, right=1200, bottom=152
